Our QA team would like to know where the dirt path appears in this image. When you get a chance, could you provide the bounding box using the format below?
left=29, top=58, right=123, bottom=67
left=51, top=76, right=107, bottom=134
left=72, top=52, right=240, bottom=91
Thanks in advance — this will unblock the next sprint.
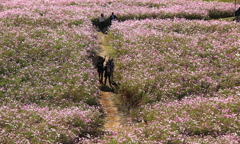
left=99, top=91, right=120, bottom=132
left=95, top=32, right=121, bottom=132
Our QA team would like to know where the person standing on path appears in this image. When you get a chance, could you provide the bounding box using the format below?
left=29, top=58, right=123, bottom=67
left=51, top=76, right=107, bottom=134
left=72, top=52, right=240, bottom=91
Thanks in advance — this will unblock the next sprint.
left=97, top=55, right=106, bottom=83
left=109, top=58, right=114, bottom=83
left=104, top=61, right=112, bottom=86
left=99, top=13, right=105, bottom=32
left=109, top=12, right=117, bottom=24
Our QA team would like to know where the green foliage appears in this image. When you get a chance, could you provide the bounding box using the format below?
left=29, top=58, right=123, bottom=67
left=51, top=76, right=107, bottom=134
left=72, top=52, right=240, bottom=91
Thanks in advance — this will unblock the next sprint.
left=203, top=0, right=240, bottom=3
left=125, top=97, right=240, bottom=143
left=118, top=83, right=148, bottom=110
left=68, top=19, right=83, bottom=27
left=0, top=105, right=104, bottom=143
left=209, top=9, right=234, bottom=19
left=69, top=1, right=78, bottom=6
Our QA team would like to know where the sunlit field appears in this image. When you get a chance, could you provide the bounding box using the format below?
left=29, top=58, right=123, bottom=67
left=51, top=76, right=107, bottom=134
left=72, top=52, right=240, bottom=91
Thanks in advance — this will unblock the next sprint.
left=0, top=0, right=239, bottom=143
left=103, top=18, right=240, bottom=143
left=0, top=0, right=103, bottom=143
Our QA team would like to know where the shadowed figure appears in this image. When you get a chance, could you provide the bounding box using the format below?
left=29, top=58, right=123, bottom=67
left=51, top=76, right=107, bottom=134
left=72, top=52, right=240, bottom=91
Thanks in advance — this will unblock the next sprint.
left=99, top=13, right=106, bottom=32
left=92, top=55, right=118, bottom=91
left=104, top=61, right=112, bottom=86
left=92, top=55, right=102, bottom=67
left=235, top=7, right=240, bottom=16
left=108, top=58, right=114, bottom=83
left=233, top=7, right=240, bottom=22
left=96, top=55, right=106, bottom=83
left=109, top=12, right=117, bottom=24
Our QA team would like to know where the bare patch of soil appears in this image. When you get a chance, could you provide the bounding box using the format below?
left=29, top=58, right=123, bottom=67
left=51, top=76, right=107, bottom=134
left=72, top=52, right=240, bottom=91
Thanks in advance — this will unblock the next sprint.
left=99, top=91, right=120, bottom=132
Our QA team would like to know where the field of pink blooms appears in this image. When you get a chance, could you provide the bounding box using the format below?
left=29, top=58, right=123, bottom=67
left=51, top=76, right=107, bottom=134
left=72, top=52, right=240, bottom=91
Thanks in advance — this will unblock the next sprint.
left=110, top=18, right=239, bottom=102
left=103, top=96, right=240, bottom=143
left=0, top=0, right=104, bottom=143
left=91, top=0, right=239, bottom=27
left=0, top=0, right=239, bottom=143
left=101, top=18, right=240, bottom=143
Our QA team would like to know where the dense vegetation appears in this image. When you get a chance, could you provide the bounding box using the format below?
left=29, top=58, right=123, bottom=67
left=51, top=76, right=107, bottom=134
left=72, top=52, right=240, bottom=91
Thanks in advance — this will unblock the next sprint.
left=104, top=19, right=240, bottom=143
left=0, top=0, right=239, bottom=143
left=111, top=18, right=239, bottom=104
left=0, top=0, right=103, bottom=143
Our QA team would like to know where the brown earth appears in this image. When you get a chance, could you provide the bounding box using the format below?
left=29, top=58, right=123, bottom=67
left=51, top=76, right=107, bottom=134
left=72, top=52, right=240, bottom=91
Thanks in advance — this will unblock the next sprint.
left=99, top=91, right=120, bottom=132
left=93, top=32, right=123, bottom=132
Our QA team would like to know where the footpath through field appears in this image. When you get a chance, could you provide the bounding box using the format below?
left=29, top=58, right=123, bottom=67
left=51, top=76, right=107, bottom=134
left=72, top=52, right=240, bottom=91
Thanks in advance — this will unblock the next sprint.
left=94, top=32, right=122, bottom=132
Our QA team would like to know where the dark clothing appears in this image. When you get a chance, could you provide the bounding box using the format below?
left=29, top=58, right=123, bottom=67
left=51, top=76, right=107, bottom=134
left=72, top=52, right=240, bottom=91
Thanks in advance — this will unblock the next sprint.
left=104, top=65, right=111, bottom=86
left=97, top=58, right=105, bottom=83
left=109, top=15, right=117, bottom=21
left=97, top=58, right=105, bottom=73
left=109, top=61, right=114, bottom=72
left=235, top=7, right=240, bottom=16
left=99, top=21, right=105, bottom=32
left=104, top=65, right=111, bottom=77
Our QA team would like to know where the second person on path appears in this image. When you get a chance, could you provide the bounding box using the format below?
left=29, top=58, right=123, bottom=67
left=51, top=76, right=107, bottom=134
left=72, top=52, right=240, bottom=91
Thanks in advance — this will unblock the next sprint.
left=104, top=61, right=112, bottom=86
left=109, top=58, right=114, bottom=83
left=109, top=12, right=117, bottom=24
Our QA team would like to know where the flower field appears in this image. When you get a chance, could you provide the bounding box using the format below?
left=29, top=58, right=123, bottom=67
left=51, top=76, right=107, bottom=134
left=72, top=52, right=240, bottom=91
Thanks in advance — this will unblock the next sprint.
left=0, top=0, right=103, bottom=143
left=0, top=0, right=239, bottom=143
left=90, top=0, right=239, bottom=26
left=104, top=96, right=240, bottom=143
left=110, top=18, right=240, bottom=103
left=103, top=16, right=240, bottom=144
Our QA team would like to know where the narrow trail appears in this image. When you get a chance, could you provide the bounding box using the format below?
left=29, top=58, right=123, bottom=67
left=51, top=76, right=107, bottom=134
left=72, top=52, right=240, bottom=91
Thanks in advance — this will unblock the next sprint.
left=94, top=32, right=122, bottom=132
left=99, top=91, right=120, bottom=132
